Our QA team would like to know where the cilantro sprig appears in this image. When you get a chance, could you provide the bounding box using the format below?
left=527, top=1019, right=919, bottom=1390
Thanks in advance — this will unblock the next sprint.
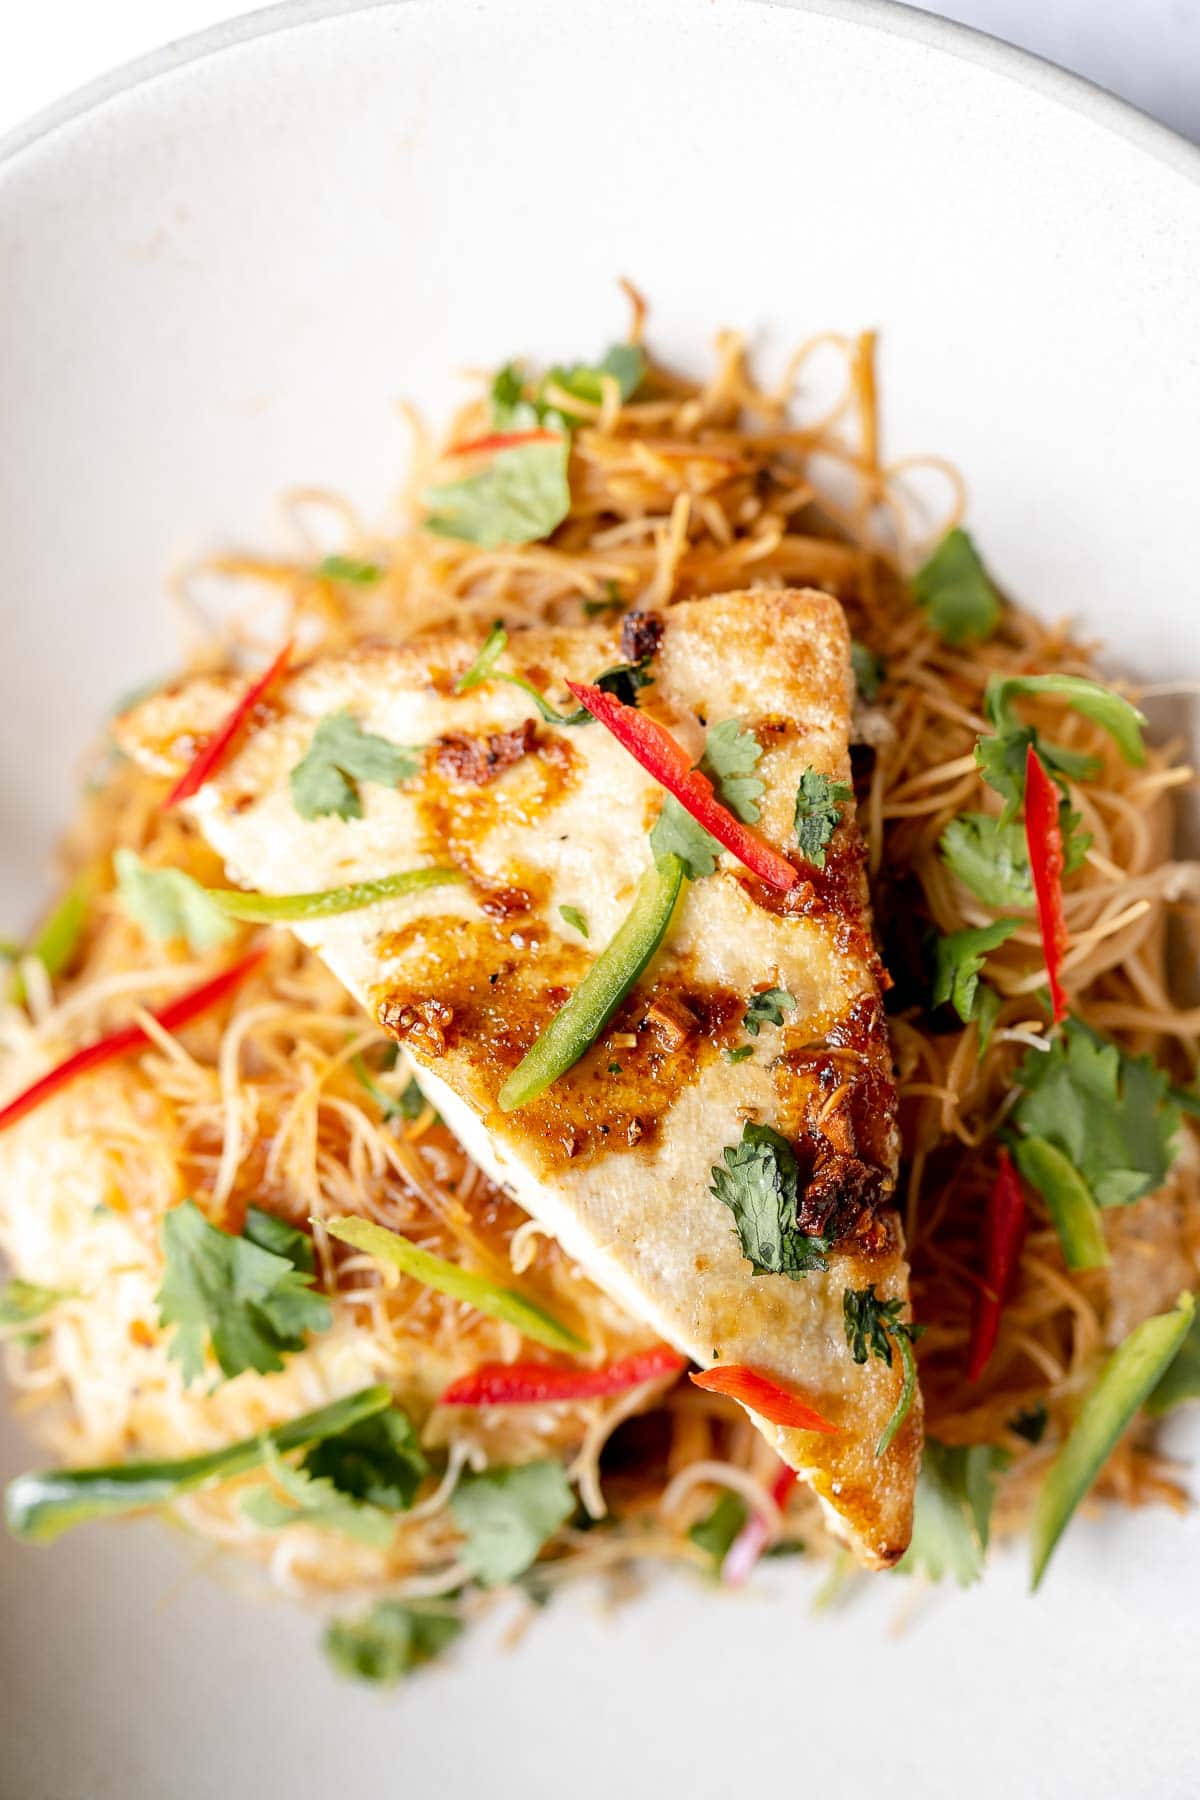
left=290, top=711, right=421, bottom=821
left=114, top=850, right=235, bottom=953
left=842, top=1285, right=923, bottom=1457
left=911, top=528, right=1000, bottom=646
left=897, top=1440, right=1003, bottom=1586
left=976, top=672, right=1146, bottom=818
left=710, top=1123, right=831, bottom=1279
left=450, top=1460, right=575, bottom=1586
left=157, top=1202, right=331, bottom=1385
left=793, top=769, right=852, bottom=870
left=648, top=718, right=764, bottom=880
left=743, top=987, right=796, bottom=1036
left=324, top=1602, right=462, bottom=1685
left=932, top=918, right=1019, bottom=1049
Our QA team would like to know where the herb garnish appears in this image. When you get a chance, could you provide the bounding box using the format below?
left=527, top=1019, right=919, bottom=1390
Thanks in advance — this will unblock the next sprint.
left=157, top=1202, right=331, bottom=1385
left=976, top=672, right=1146, bottom=817
left=897, top=1440, right=1003, bottom=1585
left=698, top=719, right=764, bottom=823
left=850, top=640, right=884, bottom=701
left=939, top=810, right=1088, bottom=910
left=558, top=904, right=589, bottom=937
left=0, top=1278, right=72, bottom=1328
left=323, top=1602, right=462, bottom=1685
left=450, top=1460, right=575, bottom=1586
left=114, top=850, right=235, bottom=952
left=911, top=528, right=1000, bottom=645
left=793, top=769, right=852, bottom=870
left=688, top=1491, right=748, bottom=1569
left=931, top=918, right=1019, bottom=1044
left=710, top=1123, right=831, bottom=1279
left=314, top=555, right=383, bottom=585
left=455, top=621, right=654, bottom=723
left=842, top=1285, right=923, bottom=1457
left=289, top=711, right=421, bottom=821
left=743, top=987, right=796, bottom=1036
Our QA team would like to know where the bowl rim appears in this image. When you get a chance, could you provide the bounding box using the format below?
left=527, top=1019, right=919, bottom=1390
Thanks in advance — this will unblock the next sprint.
left=1, top=0, right=1197, bottom=187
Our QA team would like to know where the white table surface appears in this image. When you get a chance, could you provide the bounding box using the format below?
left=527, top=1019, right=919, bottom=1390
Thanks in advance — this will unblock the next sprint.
left=2, top=0, right=1199, bottom=145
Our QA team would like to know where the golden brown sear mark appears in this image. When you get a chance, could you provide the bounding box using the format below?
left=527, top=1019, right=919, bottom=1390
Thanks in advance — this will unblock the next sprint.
left=373, top=910, right=744, bottom=1174
left=435, top=719, right=539, bottom=786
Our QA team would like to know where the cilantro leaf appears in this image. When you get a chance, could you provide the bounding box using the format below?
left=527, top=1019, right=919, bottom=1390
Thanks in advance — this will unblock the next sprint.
left=1012, top=1018, right=1181, bottom=1211
left=896, top=1441, right=1002, bottom=1586
left=743, top=987, right=796, bottom=1036
left=850, top=640, right=884, bottom=701
left=689, top=1490, right=747, bottom=1568
left=314, top=555, right=382, bottom=585
left=793, top=768, right=853, bottom=870
left=911, top=528, right=1000, bottom=645
left=289, top=711, right=421, bottom=821
left=649, top=794, right=721, bottom=880
left=544, top=343, right=647, bottom=418
left=239, top=1441, right=396, bottom=1547
left=974, top=727, right=1100, bottom=822
left=932, top=919, right=1019, bottom=1025
left=842, top=1285, right=923, bottom=1458
left=424, top=437, right=571, bottom=549
left=113, top=850, right=235, bottom=953
left=724, top=1045, right=754, bottom=1064
left=450, top=1460, right=575, bottom=1586
left=710, top=1123, right=831, bottom=1279
left=559, top=905, right=589, bottom=937
left=323, top=1601, right=461, bottom=1685
left=939, top=811, right=1088, bottom=909
left=156, top=1201, right=331, bottom=1385
left=0, top=1278, right=72, bottom=1327
left=698, top=719, right=764, bottom=823
left=301, top=1405, right=427, bottom=1512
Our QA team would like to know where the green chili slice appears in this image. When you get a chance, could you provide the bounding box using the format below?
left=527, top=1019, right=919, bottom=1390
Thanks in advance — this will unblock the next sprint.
left=205, top=866, right=463, bottom=923
left=1030, top=1294, right=1195, bottom=1588
left=5, top=1385, right=391, bottom=1544
left=498, top=853, right=685, bottom=1112
left=323, top=1217, right=587, bottom=1354
left=1014, top=1136, right=1108, bottom=1271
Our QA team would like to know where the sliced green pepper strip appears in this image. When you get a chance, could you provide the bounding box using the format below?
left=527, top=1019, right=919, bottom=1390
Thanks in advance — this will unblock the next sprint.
left=7, top=868, right=95, bottom=1006
left=1030, top=1293, right=1195, bottom=1588
left=498, top=853, right=685, bottom=1112
left=876, top=1329, right=918, bottom=1460
left=5, top=1385, right=391, bottom=1544
left=324, top=1216, right=588, bottom=1354
left=205, top=867, right=463, bottom=923
left=1014, top=1136, right=1108, bottom=1271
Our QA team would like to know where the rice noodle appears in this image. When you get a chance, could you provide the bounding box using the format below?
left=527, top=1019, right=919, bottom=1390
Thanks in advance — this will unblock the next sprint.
left=1, top=310, right=1197, bottom=1613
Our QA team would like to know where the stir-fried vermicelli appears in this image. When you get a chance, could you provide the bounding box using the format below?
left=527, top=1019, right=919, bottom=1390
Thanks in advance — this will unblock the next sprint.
left=2, top=293, right=1198, bottom=1640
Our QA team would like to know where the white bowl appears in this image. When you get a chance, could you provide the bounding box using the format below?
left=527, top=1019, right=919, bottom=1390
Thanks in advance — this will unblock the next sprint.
left=2, top=3, right=1198, bottom=1795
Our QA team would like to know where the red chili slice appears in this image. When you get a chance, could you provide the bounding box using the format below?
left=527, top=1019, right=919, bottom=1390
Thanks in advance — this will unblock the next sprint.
left=1023, top=742, right=1070, bottom=1023
left=439, top=1344, right=687, bottom=1407
left=564, top=680, right=800, bottom=892
left=690, top=1365, right=838, bottom=1433
left=446, top=429, right=563, bottom=457
left=0, top=946, right=267, bottom=1136
left=967, top=1148, right=1028, bottom=1381
left=163, top=641, right=292, bottom=808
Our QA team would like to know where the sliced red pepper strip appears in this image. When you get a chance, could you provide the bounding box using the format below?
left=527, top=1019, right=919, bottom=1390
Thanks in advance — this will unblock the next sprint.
left=1023, top=742, right=1070, bottom=1023
left=564, top=680, right=800, bottom=893
left=0, top=946, right=267, bottom=1136
left=967, top=1148, right=1028, bottom=1381
left=446, top=429, right=563, bottom=457
left=439, top=1344, right=687, bottom=1407
left=722, top=1461, right=798, bottom=1586
left=690, top=1365, right=838, bottom=1434
left=163, top=641, right=292, bottom=808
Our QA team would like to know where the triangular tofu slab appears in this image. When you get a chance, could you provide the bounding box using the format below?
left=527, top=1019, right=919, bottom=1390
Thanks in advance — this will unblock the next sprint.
left=118, top=588, right=920, bottom=1565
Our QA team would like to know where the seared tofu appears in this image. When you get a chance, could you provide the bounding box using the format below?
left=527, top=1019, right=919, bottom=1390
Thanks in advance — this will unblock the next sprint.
left=118, top=588, right=920, bottom=1565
